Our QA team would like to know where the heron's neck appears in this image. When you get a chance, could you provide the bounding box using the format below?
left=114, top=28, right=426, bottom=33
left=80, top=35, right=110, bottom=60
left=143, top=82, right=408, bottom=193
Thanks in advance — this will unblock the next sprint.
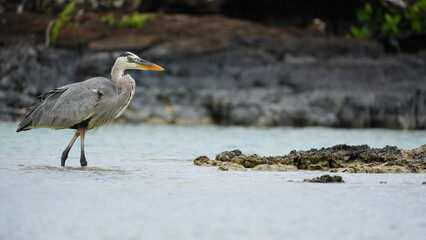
left=111, top=65, right=125, bottom=88
left=112, top=73, right=136, bottom=119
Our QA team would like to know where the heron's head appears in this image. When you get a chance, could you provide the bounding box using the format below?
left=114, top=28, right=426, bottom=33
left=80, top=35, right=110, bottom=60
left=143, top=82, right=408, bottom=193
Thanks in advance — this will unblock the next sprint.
left=115, top=52, right=164, bottom=71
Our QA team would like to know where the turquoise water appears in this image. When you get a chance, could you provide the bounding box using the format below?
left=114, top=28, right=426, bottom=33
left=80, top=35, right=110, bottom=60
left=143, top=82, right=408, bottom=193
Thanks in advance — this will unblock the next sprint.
left=0, top=122, right=425, bottom=240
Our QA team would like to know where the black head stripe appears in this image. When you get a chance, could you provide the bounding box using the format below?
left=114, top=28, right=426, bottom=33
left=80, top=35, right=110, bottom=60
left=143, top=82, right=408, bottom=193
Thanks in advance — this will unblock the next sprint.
left=120, top=52, right=133, bottom=57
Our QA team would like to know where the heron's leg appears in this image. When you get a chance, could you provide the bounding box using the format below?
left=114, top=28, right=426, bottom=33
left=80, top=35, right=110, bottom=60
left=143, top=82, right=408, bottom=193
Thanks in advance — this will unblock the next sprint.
left=79, top=128, right=88, bottom=167
left=61, top=131, right=80, bottom=167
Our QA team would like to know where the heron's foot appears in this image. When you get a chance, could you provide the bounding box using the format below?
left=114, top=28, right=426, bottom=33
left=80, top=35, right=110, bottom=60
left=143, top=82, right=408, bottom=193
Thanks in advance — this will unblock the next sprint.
left=61, top=153, right=68, bottom=167
left=80, top=156, right=87, bottom=167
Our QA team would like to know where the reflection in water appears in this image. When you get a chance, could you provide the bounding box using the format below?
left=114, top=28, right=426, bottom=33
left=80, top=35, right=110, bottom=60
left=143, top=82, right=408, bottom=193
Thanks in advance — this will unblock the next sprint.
left=19, top=165, right=128, bottom=174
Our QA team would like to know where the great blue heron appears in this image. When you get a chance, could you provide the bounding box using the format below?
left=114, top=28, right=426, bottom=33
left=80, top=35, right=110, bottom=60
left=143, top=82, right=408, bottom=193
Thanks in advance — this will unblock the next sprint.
left=16, top=52, right=164, bottom=167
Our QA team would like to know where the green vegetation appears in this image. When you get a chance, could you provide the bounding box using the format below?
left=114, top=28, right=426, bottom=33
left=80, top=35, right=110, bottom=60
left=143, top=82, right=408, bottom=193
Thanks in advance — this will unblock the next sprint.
left=100, top=13, right=116, bottom=26
left=119, top=12, right=155, bottom=27
left=101, top=12, right=155, bottom=28
left=51, top=0, right=78, bottom=43
left=349, top=0, right=426, bottom=50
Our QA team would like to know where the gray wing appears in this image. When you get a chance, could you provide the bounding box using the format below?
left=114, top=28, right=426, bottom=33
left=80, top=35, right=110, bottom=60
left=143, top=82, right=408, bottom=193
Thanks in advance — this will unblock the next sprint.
left=17, top=77, right=117, bottom=131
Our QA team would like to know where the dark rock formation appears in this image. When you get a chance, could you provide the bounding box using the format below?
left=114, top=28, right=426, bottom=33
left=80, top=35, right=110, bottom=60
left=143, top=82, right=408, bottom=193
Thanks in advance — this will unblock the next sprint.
left=215, top=149, right=242, bottom=162
left=304, top=175, right=344, bottom=183
left=194, top=155, right=247, bottom=171
left=194, top=156, right=222, bottom=166
left=194, top=145, right=426, bottom=173
left=288, top=144, right=405, bottom=171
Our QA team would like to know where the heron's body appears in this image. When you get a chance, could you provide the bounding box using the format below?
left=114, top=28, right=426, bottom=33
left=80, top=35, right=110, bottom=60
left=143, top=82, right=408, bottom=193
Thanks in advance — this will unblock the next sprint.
left=16, top=52, right=164, bottom=166
left=17, top=76, right=133, bottom=131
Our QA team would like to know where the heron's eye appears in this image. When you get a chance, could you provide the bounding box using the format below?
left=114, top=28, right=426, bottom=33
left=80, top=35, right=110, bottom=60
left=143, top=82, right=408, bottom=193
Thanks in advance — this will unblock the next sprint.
left=127, top=57, right=132, bottom=61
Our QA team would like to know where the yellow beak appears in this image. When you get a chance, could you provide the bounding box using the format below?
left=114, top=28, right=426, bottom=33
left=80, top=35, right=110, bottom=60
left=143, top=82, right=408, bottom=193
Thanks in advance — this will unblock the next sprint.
left=137, top=58, right=164, bottom=71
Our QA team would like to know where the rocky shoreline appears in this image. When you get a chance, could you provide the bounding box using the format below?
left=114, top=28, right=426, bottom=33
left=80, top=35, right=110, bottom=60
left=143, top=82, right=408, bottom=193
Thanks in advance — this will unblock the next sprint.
left=1, top=12, right=425, bottom=129
left=194, top=144, right=426, bottom=173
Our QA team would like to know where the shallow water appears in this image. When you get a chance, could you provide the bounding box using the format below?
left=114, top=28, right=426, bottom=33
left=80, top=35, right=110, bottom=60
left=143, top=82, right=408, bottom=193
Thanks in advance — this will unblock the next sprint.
left=0, top=122, right=425, bottom=240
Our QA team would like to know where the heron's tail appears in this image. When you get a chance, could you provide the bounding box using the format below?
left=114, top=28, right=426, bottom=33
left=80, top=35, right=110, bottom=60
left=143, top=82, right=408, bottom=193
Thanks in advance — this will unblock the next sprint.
left=16, top=116, right=33, bottom=132
left=16, top=88, right=66, bottom=132
left=16, top=104, right=39, bottom=132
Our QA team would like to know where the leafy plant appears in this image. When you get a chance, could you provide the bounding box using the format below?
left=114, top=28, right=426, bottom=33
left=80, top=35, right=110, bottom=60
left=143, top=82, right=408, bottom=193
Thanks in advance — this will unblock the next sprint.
left=119, top=12, right=154, bottom=27
left=405, top=0, right=426, bottom=33
left=51, top=0, right=78, bottom=43
left=101, top=12, right=155, bottom=28
left=100, top=13, right=116, bottom=26
left=349, top=0, right=426, bottom=51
